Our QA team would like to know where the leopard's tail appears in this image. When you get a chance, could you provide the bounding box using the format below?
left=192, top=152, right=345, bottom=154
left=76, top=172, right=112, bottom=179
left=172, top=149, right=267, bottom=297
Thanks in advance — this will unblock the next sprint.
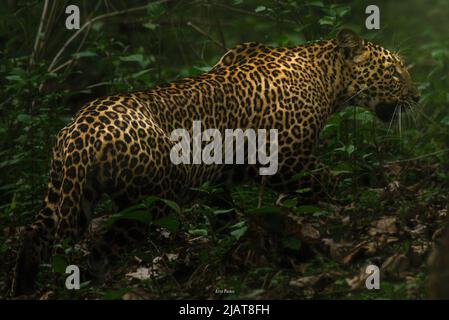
left=9, top=128, right=66, bottom=296
left=10, top=127, right=97, bottom=297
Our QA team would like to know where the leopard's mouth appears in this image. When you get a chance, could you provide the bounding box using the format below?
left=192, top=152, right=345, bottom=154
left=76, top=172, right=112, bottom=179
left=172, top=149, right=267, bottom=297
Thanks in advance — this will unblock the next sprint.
left=374, top=102, right=403, bottom=122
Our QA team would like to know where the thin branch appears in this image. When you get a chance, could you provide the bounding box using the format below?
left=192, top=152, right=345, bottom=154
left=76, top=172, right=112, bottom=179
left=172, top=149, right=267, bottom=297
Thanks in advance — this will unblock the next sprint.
left=49, top=58, right=74, bottom=74
left=212, top=8, right=226, bottom=50
left=258, top=176, right=267, bottom=208
left=212, top=2, right=296, bottom=25
left=48, top=1, right=103, bottom=76
left=187, top=21, right=227, bottom=52
left=29, top=0, right=49, bottom=68
left=42, top=0, right=58, bottom=38
left=385, top=149, right=449, bottom=164
left=213, top=3, right=270, bottom=19
left=48, top=22, right=93, bottom=74
left=48, top=0, right=170, bottom=72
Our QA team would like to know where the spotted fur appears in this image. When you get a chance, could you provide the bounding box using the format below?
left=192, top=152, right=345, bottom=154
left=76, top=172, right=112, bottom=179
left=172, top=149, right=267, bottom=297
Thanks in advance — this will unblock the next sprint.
left=10, top=29, right=419, bottom=296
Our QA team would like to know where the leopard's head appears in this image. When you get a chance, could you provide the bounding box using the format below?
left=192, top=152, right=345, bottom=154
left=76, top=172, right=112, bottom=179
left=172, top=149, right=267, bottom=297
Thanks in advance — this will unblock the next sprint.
left=336, top=28, right=420, bottom=122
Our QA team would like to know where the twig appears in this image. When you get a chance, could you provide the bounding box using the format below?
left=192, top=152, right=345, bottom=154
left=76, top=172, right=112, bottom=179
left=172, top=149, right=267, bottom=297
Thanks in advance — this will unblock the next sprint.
left=258, top=176, right=267, bottom=208
left=187, top=21, right=227, bottom=52
left=213, top=3, right=271, bottom=19
left=49, top=23, right=93, bottom=74
left=48, top=0, right=170, bottom=72
left=50, top=59, right=75, bottom=74
left=48, top=1, right=104, bottom=76
left=209, top=1, right=226, bottom=50
left=148, top=239, right=183, bottom=292
left=385, top=149, right=449, bottom=164
left=29, top=0, right=49, bottom=68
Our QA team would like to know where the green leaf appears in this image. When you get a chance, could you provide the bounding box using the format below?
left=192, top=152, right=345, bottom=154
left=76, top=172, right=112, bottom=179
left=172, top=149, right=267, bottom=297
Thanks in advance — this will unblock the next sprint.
left=147, top=2, right=165, bottom=19
left=330, top=162, right=352, bottom=176
left=231, top=225, right=248, bottom=240
left=92, top=21, right=103, bottom=32
left=142, top=195, right=160, bottom=207
left=346, top=144, right=355, bottom=155
left=161, top=199, right=181, bottom=214
left=247, top=206, right=281, bottom=215
left=296, top=205, right=321, bottom=214
left=143, top=22, right=158, bottom=30
left=281, top=198, right=297, bottom=208
left=334, top=5, right=351, bottom=18
left=255, top=6, right=266, bottom=13
left=131, top=68, right=153, bottom=79
left=296, top=187, right=311, bottom=194
left=103, top=288, right=130, bottom=300
left=441, top=115, right=449, bottom=126
left=308, top=1, right=324, bottom=7
left=73, top=51, right=97, bottom=58
left=107, top=205, right=152, bottom=227
left=0, top=158, right=24, bottom=169
left=52, top=254, right=68, bottom=275
left=119, top=54, right=144, bottom=64
left=5, top=75, right=22, bottom=81
left=188, top=228, right=208, bottom=236
left=431, top=48, right=449, bottom=61
left=230, top=220, right=246, bottom=229
left=318, top=16, right=335, bottom=26
left=193, top=65, right=212, bottom=73
left=282, top=237, right=301, bottom=251
left=291, top=170, right=312, bottom=181
left=79, top=281, right=91, bottom=289
left=17, top=114, right=33, bottom=123
left=154, top=214, right=180, bottom=233
left=214, top=208, right=235, bottom=215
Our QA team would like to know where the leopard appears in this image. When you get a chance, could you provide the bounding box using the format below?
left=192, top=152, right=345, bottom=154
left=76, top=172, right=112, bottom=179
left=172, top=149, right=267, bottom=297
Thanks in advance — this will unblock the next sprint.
left=10, top=28, right=420, bottom=296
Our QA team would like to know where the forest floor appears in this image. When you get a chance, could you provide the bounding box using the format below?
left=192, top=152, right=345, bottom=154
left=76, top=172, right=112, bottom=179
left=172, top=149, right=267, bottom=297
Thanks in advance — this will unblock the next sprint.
left=1, top=156, right=447, bottom=300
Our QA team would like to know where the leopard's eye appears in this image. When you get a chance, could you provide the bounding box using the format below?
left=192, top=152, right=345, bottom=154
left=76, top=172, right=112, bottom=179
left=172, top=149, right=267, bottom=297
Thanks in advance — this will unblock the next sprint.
left=387, top=65, right=396, bottom=72
left=387, top=65, right=401, bottom=79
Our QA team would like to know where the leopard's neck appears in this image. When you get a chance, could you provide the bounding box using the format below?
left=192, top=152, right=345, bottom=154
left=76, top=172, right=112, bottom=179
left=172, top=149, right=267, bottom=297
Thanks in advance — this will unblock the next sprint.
left=292, top=39, right=351, bottom=114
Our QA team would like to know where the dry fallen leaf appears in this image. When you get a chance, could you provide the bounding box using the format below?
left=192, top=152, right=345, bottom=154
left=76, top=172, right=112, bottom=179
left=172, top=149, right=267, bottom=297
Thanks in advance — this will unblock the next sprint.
left=341, top=215, right=351, bottom=226
left=346, top=266, right=370, bottom=291
left=387, top=181, right=400, bottom=192
left=290, top=275, right=321, bottom=288
left=39, top=291, right=54, bottom=300
left=322, top=238, right=352, bottom=262
left=126, top=267, right=157, bottom=280
left=381, top=254, right=410, bottom=279
left=438, top=209, right=447, bottom=218
left=369, top=216, right=398, bottom=236
left=301, top=223, right=320, bottom=241
left=409, top=242, right=430, bottom=266
left=290, top=273, right=335, bottom=291
left=342, top=240, right=377, bottom=265
left=378, top=234, right=399, bottom=246
left=404, top=223, right=427, bottom=238
left=122, top=289, right=152, bottom=300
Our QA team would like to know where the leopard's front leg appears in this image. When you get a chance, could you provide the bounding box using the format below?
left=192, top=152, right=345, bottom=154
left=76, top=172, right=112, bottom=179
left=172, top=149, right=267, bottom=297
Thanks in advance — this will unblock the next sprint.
left=268, top=154, right=337, bottom=203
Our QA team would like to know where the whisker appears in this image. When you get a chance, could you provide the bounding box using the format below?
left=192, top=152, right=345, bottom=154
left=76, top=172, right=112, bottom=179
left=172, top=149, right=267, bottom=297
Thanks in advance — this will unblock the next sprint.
left=387, top=102, right=399, bottom=134
left=342, top=86, right=366, bottom=106
left=411, top=101, right=439, bottom=125
left=406, top=101, right=418, bottom=127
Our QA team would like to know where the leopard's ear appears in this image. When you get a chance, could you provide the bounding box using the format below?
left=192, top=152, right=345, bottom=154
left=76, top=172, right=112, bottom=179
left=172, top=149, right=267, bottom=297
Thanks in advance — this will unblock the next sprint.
left=336, top=28, right=367, bottom=62
left=336, top=28, right=363, bottom=49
